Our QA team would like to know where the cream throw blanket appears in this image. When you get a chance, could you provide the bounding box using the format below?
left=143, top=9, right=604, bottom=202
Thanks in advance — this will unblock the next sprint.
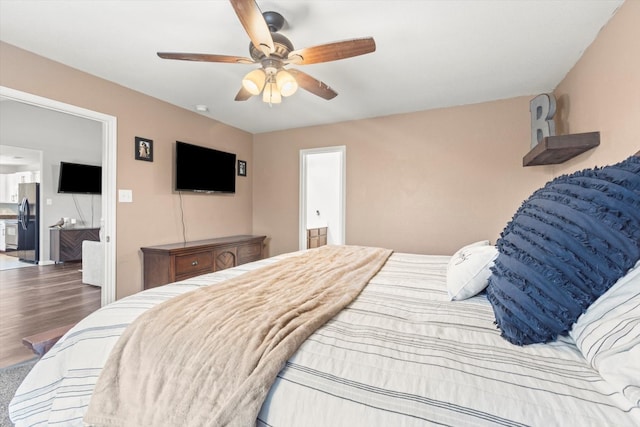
left=84, top=245, right=392, bottom=427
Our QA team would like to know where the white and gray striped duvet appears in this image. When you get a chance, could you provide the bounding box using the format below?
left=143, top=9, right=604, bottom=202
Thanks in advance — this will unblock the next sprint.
left=9, top=252, right=640, bottom=426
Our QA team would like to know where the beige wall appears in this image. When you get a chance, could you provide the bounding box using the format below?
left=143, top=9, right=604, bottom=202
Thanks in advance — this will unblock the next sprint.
left=0, top=42, right=253, bottom=298
left=254, top=97, right=549, bottom=256
left=553, top=0, right=639, bottom=174
left=253, top=0, right=639, bottom=257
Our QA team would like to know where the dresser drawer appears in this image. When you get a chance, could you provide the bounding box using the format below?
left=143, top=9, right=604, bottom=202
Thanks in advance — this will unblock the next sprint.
left=175, top=251, right=213, bottom=278
left=238, top=242, right=262, bottom=264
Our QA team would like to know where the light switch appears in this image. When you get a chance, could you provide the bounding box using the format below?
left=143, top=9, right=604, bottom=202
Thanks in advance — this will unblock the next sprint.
left=46, top=198, right=53, bottom=205
left=118, top=189, right=133, bottom=203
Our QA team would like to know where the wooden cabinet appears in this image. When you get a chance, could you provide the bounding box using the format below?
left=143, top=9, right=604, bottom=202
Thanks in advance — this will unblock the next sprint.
left=307, top=227, right=327, bottom=249
left=141, top=235, right=266, bottom=289
left=50, top=227, right=100, bottom=262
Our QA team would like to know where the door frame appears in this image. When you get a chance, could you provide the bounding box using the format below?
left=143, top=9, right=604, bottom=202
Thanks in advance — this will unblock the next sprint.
left=1, top=86, right=117, bottom=306
left=299, top=146, right=346, bottom=251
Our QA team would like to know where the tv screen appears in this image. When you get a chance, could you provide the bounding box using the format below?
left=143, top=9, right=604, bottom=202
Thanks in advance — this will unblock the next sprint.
left=175, top=141, right=236, bottom=193
left=57, top=162, right=102, bottom=194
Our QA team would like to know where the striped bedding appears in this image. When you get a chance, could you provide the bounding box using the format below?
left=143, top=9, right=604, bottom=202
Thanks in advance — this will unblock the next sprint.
left=9, top=251, right=640, bottom=426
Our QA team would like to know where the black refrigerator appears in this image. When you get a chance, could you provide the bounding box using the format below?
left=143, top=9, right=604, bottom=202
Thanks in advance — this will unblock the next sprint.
left=17, top=182, right=40, bottom=263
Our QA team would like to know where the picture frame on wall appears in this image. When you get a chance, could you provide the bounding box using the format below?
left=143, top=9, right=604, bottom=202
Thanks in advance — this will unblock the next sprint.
left=238, top=160, right=247, bottom=176
left=135, top=137, right=153, bottom=162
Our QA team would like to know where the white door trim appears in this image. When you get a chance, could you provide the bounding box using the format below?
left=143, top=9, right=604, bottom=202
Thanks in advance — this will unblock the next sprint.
left=1, top=86, right=117, bottom=306
left=299, top=146, right=346, bottom=251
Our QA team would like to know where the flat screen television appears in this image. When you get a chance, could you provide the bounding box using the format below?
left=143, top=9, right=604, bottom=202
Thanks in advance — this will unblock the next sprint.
left=57, top=162, right=102, bottom=194
left=175, top=141, right=236, bottom=193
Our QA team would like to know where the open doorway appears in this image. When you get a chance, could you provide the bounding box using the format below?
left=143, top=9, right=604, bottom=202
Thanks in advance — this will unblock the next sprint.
left=0, top=86, right=116, bottom=306
left=299, top=146, right=346, bottom=250
left=0, top=145, right=42, bottom=269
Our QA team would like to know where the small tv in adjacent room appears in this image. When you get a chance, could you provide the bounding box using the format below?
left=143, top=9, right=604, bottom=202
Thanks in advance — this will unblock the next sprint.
left=175, top=141, right=236, bottom=194
left=57, top=161, right=102, bottom=194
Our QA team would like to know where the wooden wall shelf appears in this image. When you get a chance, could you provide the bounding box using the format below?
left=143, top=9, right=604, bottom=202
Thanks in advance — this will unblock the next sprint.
left=523, top=132, right=600, bottom=166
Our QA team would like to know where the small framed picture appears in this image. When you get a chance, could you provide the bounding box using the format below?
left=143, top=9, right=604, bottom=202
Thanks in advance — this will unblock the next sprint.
left=238, top=160, right=247, bottom=176
left=135, top=137, right=153, bottom=162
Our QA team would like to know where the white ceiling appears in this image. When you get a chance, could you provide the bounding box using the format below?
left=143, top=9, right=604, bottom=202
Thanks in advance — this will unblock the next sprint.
left=0, top=0, right=623, bottom=134
left=0, top=144, right=40, bottom=168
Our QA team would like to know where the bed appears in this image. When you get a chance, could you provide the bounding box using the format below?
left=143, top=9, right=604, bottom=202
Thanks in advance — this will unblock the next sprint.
left=9, top=155, right=640, bottom=426
left=8, top=248, right=640, bottom=426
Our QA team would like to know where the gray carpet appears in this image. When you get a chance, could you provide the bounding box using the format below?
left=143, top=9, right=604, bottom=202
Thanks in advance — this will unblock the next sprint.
left=0, top=358, right=39, bottom=427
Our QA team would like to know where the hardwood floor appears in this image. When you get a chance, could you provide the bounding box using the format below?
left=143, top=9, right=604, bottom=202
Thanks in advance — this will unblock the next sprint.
left=0, top=262, right=101, bottom=367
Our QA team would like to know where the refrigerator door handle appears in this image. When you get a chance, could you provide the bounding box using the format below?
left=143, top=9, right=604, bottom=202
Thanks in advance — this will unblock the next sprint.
left=19, top=198, right=30, bottom=230
left=18, top=199, right=24, bottom=224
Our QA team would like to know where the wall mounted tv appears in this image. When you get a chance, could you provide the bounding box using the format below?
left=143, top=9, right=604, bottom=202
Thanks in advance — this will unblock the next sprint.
left=57, top=162, right=102, bottom=194
left=175, top=141, right=236, bottom=194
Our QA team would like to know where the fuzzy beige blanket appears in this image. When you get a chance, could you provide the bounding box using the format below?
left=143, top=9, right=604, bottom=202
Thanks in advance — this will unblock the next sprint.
left=84, top=245, right=392, bottom=427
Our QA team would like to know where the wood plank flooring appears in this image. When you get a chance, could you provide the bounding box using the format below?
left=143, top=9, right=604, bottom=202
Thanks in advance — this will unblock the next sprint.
left=0, top=262, right=101, bottom=367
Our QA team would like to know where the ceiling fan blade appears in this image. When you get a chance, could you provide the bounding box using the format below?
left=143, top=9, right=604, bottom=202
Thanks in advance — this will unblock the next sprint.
left=234, top=86, right=253, bottom=101
left=229, top=0, right=274, bottom=57
left=288, top=69, right=337, bottom=100
left=287, top=37, right=376, bottom=65
left=157, top=52, right=254, bottom=64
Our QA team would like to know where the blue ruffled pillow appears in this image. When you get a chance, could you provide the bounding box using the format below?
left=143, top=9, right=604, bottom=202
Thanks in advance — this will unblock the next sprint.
left=486, top=155, right=640, bottom=345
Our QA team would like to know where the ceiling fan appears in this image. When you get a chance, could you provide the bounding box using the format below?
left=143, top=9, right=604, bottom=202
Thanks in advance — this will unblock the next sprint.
left=157, top=0, right=376, bottom=104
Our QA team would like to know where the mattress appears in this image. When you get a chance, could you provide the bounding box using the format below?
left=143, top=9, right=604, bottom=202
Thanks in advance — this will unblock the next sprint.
left=9, top=251, right=640, bottom=426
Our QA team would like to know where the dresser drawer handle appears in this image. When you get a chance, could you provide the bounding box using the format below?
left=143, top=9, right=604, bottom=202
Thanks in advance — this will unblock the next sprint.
left=191, top=260, right=199, bottom=266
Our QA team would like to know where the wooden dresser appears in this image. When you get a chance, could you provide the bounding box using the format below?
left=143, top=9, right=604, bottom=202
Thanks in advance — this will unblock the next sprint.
left=141, top=235, right=266, bottom=289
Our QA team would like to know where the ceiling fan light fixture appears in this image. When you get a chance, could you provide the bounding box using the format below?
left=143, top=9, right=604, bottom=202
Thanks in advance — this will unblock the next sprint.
left=276, top=70, right=298, bottom=97
left=242, top=69, right=266, bottom=95
left=263, top=82, right=282, bottom=104
left=159, top=4, right=377, bottom=104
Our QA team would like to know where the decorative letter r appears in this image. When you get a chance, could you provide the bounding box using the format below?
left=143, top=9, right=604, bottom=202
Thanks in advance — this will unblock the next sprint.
left=529, top=94, right=556, bottom=148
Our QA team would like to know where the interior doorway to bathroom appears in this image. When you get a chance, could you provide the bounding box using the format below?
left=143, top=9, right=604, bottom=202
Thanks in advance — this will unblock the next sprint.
left=299, top=146, right=345, bottom=250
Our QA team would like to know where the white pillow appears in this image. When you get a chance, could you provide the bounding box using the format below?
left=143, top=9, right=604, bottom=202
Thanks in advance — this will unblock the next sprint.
left=454, top=240, right=490, bottom=251
left=447, top=242, right=497, bottom=301
left=569, top=262, right=640, bottom=405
